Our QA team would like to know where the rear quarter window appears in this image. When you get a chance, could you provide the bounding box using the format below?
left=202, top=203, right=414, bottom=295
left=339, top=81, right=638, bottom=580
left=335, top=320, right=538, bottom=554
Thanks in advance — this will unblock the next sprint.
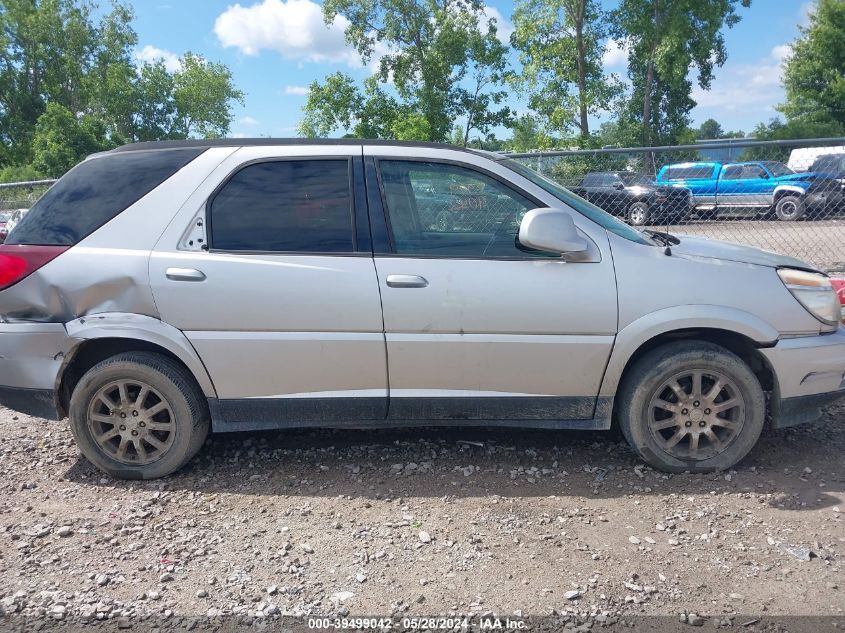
left=6, top=148, right=205, bottom=246
left=662, top=166, right=715, bottom=180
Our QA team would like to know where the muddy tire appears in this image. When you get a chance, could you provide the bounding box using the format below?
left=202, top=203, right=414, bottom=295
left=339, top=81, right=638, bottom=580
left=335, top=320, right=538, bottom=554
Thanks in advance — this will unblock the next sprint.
left=617, top=341, right=765, bottom=473
left=69, top=352, right=209, bottom=479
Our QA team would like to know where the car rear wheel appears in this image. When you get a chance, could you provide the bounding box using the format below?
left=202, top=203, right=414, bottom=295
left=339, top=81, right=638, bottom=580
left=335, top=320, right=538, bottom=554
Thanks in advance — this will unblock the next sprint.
left=627, top=201, right=650, bottom=226
left=69, top=351, right=209, bottom=479
left=774, top=195, right=806, bottom=221
left=617, top=341, right=765, bottom=473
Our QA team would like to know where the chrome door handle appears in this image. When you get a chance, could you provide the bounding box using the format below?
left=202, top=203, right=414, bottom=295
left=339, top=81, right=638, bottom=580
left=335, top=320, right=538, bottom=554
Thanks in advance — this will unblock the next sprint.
left=166, top=267, right=206, bottom=282
left=386, top=274, right=428, bottom=288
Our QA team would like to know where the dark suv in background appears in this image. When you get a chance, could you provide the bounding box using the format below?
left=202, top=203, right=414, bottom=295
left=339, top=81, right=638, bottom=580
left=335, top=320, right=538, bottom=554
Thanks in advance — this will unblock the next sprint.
left=570, top=171, right=691, bottom=226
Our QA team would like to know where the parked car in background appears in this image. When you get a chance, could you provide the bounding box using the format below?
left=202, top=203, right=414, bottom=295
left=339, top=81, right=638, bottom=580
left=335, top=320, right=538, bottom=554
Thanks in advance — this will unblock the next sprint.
left=831, top=277, right=845, bottom=323
left=656, top=160, right=843, bottom=220
left=808, top=153, right=845, bottom=183
left=788, top=145, right=845, bottom=172
left=3, top=208, right=29, bottom=236
left=569, top=171, right=691, bottom=226
left=0, top=212, right=11, bottom=244
left=1, top=139, right=843, bottom=480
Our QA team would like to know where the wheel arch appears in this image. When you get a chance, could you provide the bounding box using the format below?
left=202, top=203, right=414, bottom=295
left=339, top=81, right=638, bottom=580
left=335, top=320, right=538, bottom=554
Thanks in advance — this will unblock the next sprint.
left=773, top=185, right=807, bottom=202
left=58, top=313, right=216, bottom=417
left=601, top=307, right=780, bottom=419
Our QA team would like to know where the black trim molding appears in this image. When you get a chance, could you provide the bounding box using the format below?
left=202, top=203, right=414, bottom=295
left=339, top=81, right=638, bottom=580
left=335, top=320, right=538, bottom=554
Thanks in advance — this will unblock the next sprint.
left=209, top=395, right=614, bottom=433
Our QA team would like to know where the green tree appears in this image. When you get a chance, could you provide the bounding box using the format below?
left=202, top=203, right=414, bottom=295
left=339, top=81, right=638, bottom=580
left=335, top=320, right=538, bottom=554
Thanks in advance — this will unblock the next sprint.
left=507, top=114, right=555, bottom=152
left=610, top=0, right=751, bottom=145
left=696, top=118, right=724, bottom=139
left=31, top=102, right=105, bottom=177
left=321, top=0, right=510, bottom=142
left=298, top=73, right=401, bottom=139
left=511, top=0, right=619, bottom=138
left=0, top=0, right=243, bottom=173
left=780, top=0, right=845, bottom=131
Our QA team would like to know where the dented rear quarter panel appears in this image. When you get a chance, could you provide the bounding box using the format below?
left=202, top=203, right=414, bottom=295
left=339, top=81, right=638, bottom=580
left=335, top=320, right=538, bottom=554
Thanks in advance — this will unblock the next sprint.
left=0, top=148, right=236, bottom=323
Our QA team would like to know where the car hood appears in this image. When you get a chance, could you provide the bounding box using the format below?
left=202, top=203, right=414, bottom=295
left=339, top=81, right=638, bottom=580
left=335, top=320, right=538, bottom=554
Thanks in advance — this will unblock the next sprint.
left=775, top=172, right=817, bottom=183
left=670, top=234, right=819, bottom=272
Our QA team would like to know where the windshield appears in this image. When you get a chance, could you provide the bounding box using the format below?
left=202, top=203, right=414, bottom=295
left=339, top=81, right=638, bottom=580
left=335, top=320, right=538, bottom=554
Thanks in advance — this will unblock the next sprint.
left=500, top=159, right=654, bottom=246
left=763, top=161, right=794, bottom=177
left=619, top=172, right=652, bottom=186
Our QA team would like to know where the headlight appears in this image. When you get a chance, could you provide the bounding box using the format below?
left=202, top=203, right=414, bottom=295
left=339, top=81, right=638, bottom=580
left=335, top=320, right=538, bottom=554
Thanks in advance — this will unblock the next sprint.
left=778, top=269, right=841, bottom=326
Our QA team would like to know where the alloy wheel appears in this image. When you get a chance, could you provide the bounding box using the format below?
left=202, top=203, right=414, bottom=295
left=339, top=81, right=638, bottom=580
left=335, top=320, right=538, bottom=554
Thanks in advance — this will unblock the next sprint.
left=647, top=369, right=745, bottom=461
left=87, top=380, right=176, bottom=465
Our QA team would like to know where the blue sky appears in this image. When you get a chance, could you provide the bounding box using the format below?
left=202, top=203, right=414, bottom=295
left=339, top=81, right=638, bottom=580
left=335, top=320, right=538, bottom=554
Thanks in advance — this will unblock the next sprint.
left=129, top=0, right=815, bottom=139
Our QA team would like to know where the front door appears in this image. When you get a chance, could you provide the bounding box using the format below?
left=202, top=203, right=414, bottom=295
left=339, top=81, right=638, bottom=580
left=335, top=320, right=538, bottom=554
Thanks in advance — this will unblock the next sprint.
left=150, top=147, right=388, bottom=428
left=366, top=150, right=618, bottom=422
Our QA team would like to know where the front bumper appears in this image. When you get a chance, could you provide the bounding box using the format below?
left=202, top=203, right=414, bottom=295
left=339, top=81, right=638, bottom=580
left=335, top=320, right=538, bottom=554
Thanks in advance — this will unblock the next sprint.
left=762, top=327, right=845, bottom=428
left=0, top=322, right=71, bottom=420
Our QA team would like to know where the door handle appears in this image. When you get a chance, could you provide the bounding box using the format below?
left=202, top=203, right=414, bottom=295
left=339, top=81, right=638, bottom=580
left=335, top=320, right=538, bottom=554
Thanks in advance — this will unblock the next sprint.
left=166, top=267, right=206, bottom=282
left=386, top=274, right=428, bottom=288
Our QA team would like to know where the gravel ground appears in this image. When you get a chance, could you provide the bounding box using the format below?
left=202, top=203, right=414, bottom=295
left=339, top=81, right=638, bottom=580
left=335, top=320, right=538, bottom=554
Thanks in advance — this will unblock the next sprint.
left=0, top=404, right=842, bottom=632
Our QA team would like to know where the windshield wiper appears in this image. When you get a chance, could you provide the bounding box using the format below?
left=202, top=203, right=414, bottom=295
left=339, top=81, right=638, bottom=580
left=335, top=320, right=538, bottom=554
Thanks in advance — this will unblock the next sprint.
left=644, top=229, right=681, bottom=246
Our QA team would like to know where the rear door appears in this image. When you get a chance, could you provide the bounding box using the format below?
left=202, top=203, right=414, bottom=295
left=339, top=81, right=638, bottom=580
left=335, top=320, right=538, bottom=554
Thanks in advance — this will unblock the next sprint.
left=365, top=146, right=618, bottom=423
left=149, top=145, right=388, bottom=428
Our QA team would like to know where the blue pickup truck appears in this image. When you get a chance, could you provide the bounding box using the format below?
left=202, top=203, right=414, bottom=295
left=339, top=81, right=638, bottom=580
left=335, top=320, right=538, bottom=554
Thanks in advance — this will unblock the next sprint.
left=655, top=160, right=843, bottom=221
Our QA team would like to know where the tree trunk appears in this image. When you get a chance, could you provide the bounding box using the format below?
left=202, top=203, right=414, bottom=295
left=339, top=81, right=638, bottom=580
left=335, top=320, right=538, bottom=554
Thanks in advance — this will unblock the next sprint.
left=641, top=0, right=660, bottom=146
left=576, top=27, right=588, bottom=137
left=642, top=58, right=653, bottom=145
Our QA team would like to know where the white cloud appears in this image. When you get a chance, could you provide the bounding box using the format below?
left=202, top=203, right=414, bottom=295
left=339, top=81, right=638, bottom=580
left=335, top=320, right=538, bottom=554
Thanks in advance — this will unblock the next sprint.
left=799, top=1, right=815, bottom=26
left=135, top=45, right=182, bottom=72
left=481, top=6, right=514, bottom=44
left=238, top=116, right=260, bottom=125
left=770, top=44, right=792, bottom=63
left=691, top=45, right=789, bottom=113
left=602, top=39, right=630, bottom=69
left=284, top=85, right=310, bottom=96
left=215, top=0, right=505, bottom=74
left=214, top=0, right=360, bottom=65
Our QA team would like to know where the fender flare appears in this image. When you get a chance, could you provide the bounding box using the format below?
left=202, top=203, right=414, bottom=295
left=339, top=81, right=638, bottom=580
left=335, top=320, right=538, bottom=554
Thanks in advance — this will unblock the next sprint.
left=773, top=184, right=807, bottom=199
left=63, top=313, right=217, bottom=397
left=599, top=305, right=779, bottom=397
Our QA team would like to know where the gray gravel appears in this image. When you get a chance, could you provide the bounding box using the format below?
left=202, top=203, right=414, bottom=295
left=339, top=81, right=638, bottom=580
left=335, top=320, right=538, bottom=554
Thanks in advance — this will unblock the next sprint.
left=0, top=403, right=843, bottom=630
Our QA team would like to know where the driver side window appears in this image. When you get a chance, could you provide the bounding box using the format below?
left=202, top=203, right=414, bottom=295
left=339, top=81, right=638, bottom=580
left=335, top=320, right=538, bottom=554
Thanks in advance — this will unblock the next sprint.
left=378, top=160, right=553, bottom=258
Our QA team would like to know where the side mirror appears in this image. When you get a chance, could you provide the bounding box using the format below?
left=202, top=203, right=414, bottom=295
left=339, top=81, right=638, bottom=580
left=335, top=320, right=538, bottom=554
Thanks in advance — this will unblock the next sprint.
left=518, top=208, right=589, bottom=255
left=614, top=181, right=625, bottom=190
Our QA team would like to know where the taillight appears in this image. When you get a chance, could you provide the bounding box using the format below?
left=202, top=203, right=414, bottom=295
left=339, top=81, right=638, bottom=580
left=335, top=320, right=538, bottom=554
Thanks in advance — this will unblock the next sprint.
left=0, top=245, right=68, bottom=291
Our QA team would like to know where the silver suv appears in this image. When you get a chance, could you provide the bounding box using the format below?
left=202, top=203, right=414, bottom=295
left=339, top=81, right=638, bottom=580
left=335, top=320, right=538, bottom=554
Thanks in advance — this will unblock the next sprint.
left=1, top=140, right=843, bottom=479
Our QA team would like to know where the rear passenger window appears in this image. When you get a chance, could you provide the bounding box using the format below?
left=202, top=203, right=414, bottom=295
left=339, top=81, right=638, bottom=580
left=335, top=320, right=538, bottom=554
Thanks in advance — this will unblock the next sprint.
left=209, top=160, right=354, bottom=253
left=7, top=148, right=204, bottom=246
left=664, top=166, right=714, bottom=180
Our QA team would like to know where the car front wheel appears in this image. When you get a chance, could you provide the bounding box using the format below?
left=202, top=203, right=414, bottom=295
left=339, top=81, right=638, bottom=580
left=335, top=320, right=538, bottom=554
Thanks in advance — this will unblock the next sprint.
left=617, top=341, right=765, bottom=473
left=69, top=351, right=209, bottom=479
left=774, top=195, right=806, bottom=221
left=627, top=201, right=650, bottom=226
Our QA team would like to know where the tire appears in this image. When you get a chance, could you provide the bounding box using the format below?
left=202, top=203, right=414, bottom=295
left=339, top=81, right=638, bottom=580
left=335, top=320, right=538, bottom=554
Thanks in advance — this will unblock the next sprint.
left=627, top=201, right=650, bottom=226
left=616, top=341, right=765, bottom=473
left=774, top=195, right=805, bottom=221
left=69, top=351, right=209, bottom=479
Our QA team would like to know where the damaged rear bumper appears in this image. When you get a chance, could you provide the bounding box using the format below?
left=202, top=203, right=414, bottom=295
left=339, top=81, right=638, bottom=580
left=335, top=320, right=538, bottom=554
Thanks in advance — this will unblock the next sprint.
left=0, top=322, right=70, bottom=420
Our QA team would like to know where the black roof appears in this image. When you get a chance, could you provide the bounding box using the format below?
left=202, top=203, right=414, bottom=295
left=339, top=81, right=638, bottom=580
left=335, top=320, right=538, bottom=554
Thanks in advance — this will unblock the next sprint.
left=109, top=137, right=495, bottom=156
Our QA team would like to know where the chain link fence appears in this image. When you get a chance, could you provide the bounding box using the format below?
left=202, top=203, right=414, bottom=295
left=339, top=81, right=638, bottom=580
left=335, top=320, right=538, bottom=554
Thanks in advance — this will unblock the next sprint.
left=1, top=139, right=845, bottom=273
left=505, top=137, right=845, bottom=273
left=0, top=179, right=56, bottom=240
